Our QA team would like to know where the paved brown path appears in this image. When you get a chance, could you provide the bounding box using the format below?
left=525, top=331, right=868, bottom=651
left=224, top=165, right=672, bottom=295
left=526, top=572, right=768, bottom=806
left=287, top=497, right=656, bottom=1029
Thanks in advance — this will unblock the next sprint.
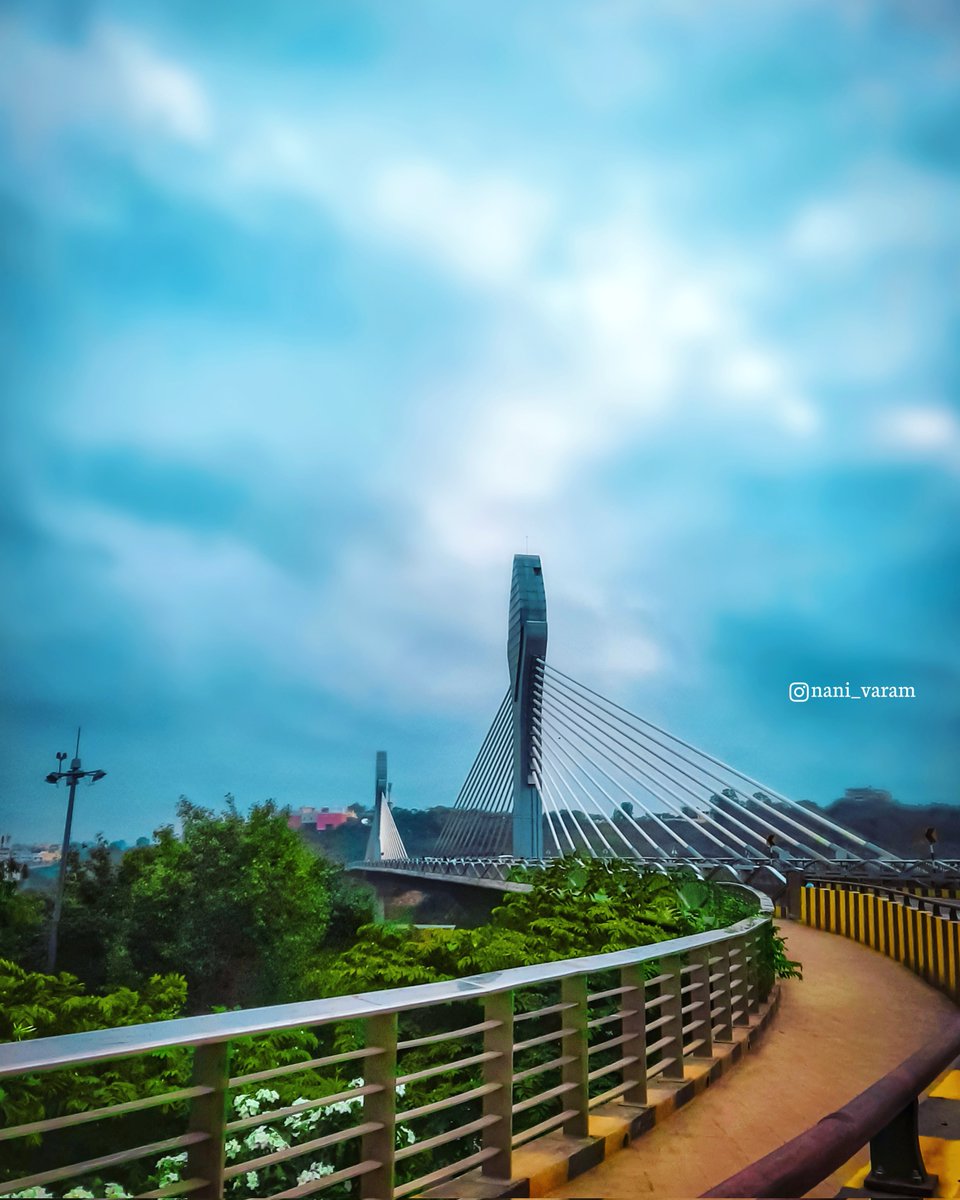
left=554, top=922, right=956, bottom=1198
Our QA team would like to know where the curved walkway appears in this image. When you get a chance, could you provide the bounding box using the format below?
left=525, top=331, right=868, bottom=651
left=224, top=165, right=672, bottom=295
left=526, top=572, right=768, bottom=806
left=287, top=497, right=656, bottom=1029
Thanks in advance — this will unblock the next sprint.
left=554, top=922, right=957, bottom=1198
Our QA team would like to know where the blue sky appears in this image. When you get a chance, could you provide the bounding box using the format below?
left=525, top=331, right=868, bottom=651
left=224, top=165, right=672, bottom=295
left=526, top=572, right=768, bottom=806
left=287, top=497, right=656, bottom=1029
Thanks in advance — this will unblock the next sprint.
left=1, top=1, right=958, bottom=844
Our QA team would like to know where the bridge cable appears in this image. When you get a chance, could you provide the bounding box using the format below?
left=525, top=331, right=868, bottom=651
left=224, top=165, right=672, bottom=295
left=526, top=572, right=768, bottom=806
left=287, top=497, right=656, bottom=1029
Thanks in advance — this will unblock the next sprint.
left=539, top=703, right=713, bottom=858
left=542, top=666, right=838, bottom=859
left=542, top=675, right=822, bottom=861
left=436, top=690, right=512, bottom=855
left=540, top=684, right=746, bottom=858
left=544, top=663, right=892, bottom=859
left=441, top=702, right=513, bottom=856
left=540, top=678, right=758, bottom=857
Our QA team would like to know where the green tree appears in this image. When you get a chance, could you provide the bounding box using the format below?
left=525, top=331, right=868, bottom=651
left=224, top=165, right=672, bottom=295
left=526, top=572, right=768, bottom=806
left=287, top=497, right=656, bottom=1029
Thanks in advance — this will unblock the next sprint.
left=0, top=857, right=47, bottom=968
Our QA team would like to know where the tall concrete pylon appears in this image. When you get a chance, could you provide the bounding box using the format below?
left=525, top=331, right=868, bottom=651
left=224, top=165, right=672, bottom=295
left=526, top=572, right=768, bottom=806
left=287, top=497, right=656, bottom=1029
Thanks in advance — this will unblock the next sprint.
left=508, top=555, right=547, bottom=859
left=365, top=750, right=407, bottom=861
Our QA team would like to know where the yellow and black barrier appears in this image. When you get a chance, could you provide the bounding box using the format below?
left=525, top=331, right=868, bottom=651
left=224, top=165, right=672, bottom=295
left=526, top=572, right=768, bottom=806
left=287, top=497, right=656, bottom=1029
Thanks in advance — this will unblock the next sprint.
left=799, top=880, right=960, bottom=1002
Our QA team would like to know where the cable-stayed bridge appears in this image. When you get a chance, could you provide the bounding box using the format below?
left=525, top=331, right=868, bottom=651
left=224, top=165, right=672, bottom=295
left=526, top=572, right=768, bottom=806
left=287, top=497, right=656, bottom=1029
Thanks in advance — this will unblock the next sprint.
left=364, top=554, right=947, bottom=886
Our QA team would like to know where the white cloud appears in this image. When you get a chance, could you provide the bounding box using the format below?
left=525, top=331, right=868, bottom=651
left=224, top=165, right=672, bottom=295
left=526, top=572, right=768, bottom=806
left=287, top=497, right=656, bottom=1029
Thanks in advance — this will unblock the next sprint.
left=371, top=160, right=551, bottom=285
left=874, top=404, right=960, bottom=469
left=97, top=25, right=213, bottom=144
left=0, top=18, right=213, bottom=153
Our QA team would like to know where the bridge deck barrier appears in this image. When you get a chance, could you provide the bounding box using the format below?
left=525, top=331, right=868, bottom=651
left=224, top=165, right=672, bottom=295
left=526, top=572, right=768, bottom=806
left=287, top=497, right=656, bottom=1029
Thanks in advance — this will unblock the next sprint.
left=797, top=878, right=960, bottom=1001
left=0, top=913, right=770, bottom=1200
left=701, top=877, right=960, bottom=1197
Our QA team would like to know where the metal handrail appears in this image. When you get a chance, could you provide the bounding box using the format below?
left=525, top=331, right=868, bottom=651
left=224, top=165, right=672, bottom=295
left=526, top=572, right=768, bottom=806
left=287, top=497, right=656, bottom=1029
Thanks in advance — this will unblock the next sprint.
left=703, top=1014, right=960, bottom=1198
left=0, top=919, right=764, bottom=1079
left=0, top=903, right=771, bottom=1199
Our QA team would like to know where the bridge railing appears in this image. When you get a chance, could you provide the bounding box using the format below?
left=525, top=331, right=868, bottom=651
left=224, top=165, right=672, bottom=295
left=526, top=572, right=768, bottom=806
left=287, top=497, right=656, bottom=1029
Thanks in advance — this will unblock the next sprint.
left=703, top=1011, right=960, bottom=1198
left=0, top=914, right=770, bottom=1200
left=796, top=877, right=960, bottom=1001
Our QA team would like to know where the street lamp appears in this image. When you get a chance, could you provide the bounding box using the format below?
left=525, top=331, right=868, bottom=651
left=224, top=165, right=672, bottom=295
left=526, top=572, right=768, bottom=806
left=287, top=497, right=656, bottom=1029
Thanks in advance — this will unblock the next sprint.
left=44, top=729, right=107, bottom=973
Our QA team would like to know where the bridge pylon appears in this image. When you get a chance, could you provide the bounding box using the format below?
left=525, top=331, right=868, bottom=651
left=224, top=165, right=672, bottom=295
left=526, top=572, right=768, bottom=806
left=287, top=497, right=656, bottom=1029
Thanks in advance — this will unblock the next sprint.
left=365, top=750, right=407, bottom=862
left=508, top=554, right=547, bottom=859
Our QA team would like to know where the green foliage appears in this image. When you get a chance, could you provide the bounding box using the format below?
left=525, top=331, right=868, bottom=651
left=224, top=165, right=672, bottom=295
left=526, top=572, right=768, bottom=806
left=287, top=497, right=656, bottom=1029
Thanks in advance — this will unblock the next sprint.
left=0, top=861, right=47, bottom=969
left=46, top=799, right=365, bottom=1011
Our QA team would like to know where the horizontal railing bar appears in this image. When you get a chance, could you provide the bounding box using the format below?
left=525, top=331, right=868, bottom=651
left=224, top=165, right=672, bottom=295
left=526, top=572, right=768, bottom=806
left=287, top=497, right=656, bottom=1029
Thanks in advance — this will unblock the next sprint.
left=0, top=1084, right=211, bottom=1142
left=0, top=1131, right=207, bottom=1192
left=397, top=1018, right=500, bottom=1050
left=685, top=1037, right=707, bottom=1055
left=644, top=993, right=671, bottom=1011
left=230, top=1045, right=381, bottom=1087
left=709, top=986, right=725, bottom=1002
left=513, top=998, right=573, bottom=1027
left=0, top=919, right=765, bottom=1078
left=514, top=1000, right=577, bottom=1024
left=587, top=1009, right=631, bottom=1031
left=647, top=1055, right=679, bottom=1079
left=514, top=1026, right=575, bottom=1053
left=512, top=1080, right=578, bottom=1116
left=731, top=1007, right=745, bottom=1022
left=587, top=984, right=638, bottom=1002
left=226, top=1084, right=381, bottom=1133
left=645, top=973, right=671, bottom=987
left=512, top=1107, right=579, bottom=1147
left=397, top=1081, right=500, bottom=1123
left=679, top=963, right=698, bottom=974
left=393, top=1146, right=500, bottom=1198
left=269, top=1156, right=380, bottom=1200
left=589, top=1078, right=637, bottom=1108
left=225, top=1120, right=381, bottom=1178
left=395, top=1113, right=500, bottom=1161
left=587, top=1054, right=638, bottom=1082
left=139, top=1177, right=208, bottom=1199
left=396, top=1049, right=499, bottom=1085
left=645, top=1013, right=673, bottom=1034
left=587, top=1031, right=635, bottom=1057
left=512, top=1053, right=577, bottom=1083
left=680, top=982, right=700, bottom=996
left=681, top=1000, right=706, bottom=1016
left=645, top=1034, right=675, bottom=1056
left=708, top=971, right=725, bottom=984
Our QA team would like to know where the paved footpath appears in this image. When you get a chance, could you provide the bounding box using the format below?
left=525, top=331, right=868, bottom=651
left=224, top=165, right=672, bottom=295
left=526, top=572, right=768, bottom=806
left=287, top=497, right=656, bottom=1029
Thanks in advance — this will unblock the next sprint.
left=553, top=921, right=957, bottom=1199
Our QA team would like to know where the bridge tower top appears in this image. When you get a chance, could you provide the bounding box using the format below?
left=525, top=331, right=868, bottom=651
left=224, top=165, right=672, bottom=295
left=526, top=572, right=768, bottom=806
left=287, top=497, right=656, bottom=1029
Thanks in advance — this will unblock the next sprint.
left=509, top=554, right=547, bottom=859
left=365, top=750, right=407, bottom=862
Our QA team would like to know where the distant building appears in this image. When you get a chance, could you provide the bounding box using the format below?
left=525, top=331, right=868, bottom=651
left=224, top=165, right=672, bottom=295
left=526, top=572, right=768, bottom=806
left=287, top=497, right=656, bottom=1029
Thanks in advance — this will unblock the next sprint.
left=287, top=807, right=357, bottom=832
left=841, top=787, right=893, bottom=805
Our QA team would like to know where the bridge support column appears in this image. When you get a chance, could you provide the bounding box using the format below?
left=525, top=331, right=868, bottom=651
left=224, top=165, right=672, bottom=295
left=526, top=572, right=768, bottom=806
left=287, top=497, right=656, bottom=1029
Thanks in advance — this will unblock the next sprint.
left=508, top=555, right=547, bottom=859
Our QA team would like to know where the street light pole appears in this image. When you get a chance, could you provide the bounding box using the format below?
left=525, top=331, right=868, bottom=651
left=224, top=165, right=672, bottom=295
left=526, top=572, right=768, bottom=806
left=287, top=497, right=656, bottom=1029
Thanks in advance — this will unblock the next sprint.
left=45, top=729, right=107, bottom=974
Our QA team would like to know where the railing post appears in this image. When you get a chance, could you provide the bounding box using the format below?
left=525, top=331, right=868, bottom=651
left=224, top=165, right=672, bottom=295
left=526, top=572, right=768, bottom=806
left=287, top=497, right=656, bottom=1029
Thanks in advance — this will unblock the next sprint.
left=187, top=1041, right=229, bottom=1200
left=864, top=1097, right=937, bottom=1197
left=482, top=990, right=514, bottom=1179
left=619, top=963, right=647, bottom=1106
left=361, top=1011, right=398, bottom=1200
left=689, top=949, right=713, bottom=1059
left=744, top=927, right=762, bottom=1016
left=660, top=956, right=686, bottom=1081
left=561, top=974, right=590, bottom=1137
left=711, top=940, right=735, bottom=1043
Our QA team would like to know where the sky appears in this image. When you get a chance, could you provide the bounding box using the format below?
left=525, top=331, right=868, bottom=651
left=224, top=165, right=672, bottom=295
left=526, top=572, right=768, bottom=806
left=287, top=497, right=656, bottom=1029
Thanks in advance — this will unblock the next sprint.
left=1, top=0, right=958, bottom=845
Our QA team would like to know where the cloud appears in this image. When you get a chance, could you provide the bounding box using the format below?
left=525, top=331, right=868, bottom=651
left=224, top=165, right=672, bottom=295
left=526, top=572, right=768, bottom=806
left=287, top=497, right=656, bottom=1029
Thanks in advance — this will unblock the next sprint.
left=874, top=404, right=960, bottom=469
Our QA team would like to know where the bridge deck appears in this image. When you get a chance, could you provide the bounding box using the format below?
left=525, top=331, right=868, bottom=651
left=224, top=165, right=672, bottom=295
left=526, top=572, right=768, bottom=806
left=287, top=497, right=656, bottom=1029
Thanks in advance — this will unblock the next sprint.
left=553, top=922, right=956, bottom=1198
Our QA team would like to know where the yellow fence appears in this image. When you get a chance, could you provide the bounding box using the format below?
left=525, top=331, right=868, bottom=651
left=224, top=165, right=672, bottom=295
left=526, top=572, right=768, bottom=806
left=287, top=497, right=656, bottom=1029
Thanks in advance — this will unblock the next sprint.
left=800, top=883, right=960, bottom=1001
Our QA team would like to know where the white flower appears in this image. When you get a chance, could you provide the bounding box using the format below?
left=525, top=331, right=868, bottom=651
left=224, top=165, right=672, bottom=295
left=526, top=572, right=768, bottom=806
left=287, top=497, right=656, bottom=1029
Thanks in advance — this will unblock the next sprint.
left=103, top=1187, right=131, bottom=1199
left=254, top=1088, right=279, bottom=1104
left=245, top=1173, right=259, bottom=1191
left=233, top=1093, right=261, bottom=1118
left=297, top=1162, right=335, bottom=1185
left=395, top=1082, right=407, bottom=1098
left=244, top=1125, right=288, bottom=1153
left=225, top=1137, right=242, bottom=1160
left=64, top=1190, right=96, bottom=1199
